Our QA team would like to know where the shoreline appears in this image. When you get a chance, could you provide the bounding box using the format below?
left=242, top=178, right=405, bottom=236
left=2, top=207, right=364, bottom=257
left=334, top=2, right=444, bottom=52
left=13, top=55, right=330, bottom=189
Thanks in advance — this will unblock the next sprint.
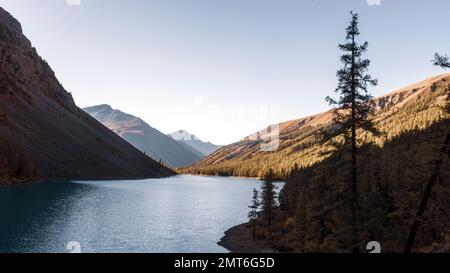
left=0, top=173, right=177, bottom=187
left=218, top=223, right=278, bottom=253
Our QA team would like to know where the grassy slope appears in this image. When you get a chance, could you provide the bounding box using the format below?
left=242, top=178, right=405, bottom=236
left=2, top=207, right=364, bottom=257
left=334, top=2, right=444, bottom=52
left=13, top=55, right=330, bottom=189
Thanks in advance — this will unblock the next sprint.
left=183, top=74, right=450, bottom=180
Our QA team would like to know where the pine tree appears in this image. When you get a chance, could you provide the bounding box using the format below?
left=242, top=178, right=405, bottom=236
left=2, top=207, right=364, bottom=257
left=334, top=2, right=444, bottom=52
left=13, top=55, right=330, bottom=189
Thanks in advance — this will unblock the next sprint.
left=325, top=12, right=378, bottom=252
left=260, top=169, right=278, bottom=227
left=432, top=53, right=450, bottom=69
left=248, top=188, right=261, bottom=242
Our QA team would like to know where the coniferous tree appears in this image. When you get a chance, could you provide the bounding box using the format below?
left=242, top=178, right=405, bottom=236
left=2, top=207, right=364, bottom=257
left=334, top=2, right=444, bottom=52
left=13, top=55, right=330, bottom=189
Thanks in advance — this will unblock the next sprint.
left=261, top=169, right=278, bottom=227
left=248, top=188, right=261, bottom=242
left=325, top=12, right=378, bottom=252
left=278, top=187, right=286, bottom=211
left=432, top=53, right=450, bottom=69
left=404, top=55, right=450, bottom=253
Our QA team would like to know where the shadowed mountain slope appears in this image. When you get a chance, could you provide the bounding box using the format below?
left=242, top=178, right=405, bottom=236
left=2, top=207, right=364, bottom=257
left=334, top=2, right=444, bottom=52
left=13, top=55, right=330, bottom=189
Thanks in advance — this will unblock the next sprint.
left=84, top=105, right=202, bottom=168
left=219, top=119, right=449, bottom=253
left=169, top=130, right=221, bottom=156
left=0, top=8, right=173, bottom=184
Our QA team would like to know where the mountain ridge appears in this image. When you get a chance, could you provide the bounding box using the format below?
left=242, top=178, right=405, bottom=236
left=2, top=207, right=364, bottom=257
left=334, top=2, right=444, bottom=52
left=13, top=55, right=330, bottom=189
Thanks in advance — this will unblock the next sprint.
left=84, top=105, right=203, bottom=168
left=0, top=7, right=173, bottom=184
left=169, top=130, right=221, bottom=156
left=182, top=73, right=450, bottom=178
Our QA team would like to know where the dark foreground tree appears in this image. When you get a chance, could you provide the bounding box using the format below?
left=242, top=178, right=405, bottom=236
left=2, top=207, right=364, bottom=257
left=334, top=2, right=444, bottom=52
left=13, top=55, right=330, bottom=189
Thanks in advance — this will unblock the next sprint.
left=248, top=188, right=261, bottom=242
left=404, top=54, right=450, bottom=253
left=432, top=53, right=450, bottom=69
left=261, top=169, right=278, bottom=227
left=325, top=12, right=379, bottom=252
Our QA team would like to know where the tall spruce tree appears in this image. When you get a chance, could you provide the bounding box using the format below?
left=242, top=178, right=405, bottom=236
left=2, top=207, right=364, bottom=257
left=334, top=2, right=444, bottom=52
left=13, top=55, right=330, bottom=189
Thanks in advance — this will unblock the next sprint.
left=261, top=169, right=278, bottom=227
left=248, top=188, right=261, bottom=242
left=325, top=12, right=378, bottom=252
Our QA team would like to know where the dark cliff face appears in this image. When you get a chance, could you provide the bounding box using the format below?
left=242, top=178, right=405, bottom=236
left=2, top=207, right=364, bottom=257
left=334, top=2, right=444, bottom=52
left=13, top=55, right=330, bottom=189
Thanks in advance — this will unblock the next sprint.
left=0, top=7, right=174, bottom=183
left=0, top=8, right=31, bottom=48
left=0, top=8, right=76, bottom=111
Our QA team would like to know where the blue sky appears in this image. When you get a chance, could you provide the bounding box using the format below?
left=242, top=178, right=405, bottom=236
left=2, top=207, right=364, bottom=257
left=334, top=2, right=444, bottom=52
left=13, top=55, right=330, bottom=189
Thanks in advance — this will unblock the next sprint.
left=0, top=0, right=448, bottom=144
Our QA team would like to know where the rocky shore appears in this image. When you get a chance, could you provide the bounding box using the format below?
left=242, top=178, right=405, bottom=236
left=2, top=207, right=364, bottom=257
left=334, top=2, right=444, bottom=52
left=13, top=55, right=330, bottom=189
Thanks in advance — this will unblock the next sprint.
left=218, top=223, right=278, bottom=253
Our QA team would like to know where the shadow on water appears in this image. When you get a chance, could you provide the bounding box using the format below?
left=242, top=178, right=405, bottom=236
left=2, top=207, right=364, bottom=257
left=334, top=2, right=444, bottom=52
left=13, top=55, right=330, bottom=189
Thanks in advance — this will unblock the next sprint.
left=0, top=176, right=282, bottom=253
left=0, top=181, right=95, bottom=253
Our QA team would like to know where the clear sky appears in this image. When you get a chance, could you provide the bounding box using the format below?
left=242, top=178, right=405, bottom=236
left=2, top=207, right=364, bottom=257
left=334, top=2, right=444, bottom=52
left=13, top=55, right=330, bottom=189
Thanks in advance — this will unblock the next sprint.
left=0, top=0, right=448, bottom=144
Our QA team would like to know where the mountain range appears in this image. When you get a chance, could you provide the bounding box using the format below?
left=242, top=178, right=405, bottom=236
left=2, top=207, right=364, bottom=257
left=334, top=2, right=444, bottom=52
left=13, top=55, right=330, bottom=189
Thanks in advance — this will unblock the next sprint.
left=182, top=73, right=450, bottom=179
left=169, top=130, right=221, bottom=157
left=84, top=105, right=206, bottom=168
left=0, top=7, right=173, bottom=184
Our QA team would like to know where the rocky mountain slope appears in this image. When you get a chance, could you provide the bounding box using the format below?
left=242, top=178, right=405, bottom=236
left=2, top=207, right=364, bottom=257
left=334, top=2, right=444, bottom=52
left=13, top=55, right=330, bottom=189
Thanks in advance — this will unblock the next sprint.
left=183, top=74, right=450, bottom=179
left=169, top=130, right=221, bottom=156
left=0, top=8, right=173, bottom=184
left=84, top=105, right=202, bottom=168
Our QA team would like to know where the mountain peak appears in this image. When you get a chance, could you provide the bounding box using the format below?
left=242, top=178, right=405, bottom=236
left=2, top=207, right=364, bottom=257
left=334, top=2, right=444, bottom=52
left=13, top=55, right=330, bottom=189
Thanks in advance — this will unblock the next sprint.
left=0, top=8, right=173, bottom=182
left=168, top=130, right=221, bottom=157
left=0, top=7, right=31, bottom=49
left=84, top=104, right=113, bottom=112
left=84, top=106, right=203, bottom=168
left=169, top=130, right=200, bottom=141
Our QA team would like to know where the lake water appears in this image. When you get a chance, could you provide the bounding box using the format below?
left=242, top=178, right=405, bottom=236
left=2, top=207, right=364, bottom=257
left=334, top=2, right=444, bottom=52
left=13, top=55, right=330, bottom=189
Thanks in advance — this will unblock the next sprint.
left=0, top=175, right=282, bottom=253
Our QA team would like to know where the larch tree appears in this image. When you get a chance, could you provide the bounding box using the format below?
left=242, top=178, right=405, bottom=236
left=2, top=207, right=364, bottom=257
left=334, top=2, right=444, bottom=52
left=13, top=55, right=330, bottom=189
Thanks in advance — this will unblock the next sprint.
left=248, top=188, right=261, bottom=242
left=261, top=169, right=278, bottom=228
left=325, top=12, right=379, bottom=252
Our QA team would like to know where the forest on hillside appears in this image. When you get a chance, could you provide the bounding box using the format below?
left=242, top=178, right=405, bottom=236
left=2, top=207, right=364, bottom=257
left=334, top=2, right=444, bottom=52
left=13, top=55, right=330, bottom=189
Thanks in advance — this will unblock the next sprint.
left=207, top=12, right=450, bottom=253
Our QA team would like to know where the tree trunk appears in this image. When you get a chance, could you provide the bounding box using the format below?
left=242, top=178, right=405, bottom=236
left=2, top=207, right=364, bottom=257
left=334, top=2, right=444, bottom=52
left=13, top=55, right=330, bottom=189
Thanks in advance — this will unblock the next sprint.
left=351, top=122, right=358, bottom=253
left=350, top=31, right=359, bottom=254
left=404, top=167, right=440, bottom=253
left=252, top=219, right=256, bottom=242
left=404, top=132, right=449, bottom=253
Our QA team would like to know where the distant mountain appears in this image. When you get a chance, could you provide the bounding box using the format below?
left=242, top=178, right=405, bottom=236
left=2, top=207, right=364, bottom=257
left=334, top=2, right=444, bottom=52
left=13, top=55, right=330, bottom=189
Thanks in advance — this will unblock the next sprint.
left=0, top=8, right=173, bottom=184
left=176, top=140, right=205, bottom=158
left=84, top=105, right=202, bottom=168
left=183, top=74, right=450, bottom=179
left=169, top=130, right=221, bottom=156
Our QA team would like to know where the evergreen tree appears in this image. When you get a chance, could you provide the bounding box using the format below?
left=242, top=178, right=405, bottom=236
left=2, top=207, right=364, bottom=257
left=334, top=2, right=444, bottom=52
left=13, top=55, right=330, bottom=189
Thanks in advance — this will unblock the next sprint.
left=325, top=12, right=378, bottom=252
left=248, top=188, right=261, bottom=242
left=404, top=53, right=450, bottom=253
left=278, top=187, right=286, bottom=211
left=432, top=53, right=450, bottom=69
left=261, top=169, right=278, bottom=227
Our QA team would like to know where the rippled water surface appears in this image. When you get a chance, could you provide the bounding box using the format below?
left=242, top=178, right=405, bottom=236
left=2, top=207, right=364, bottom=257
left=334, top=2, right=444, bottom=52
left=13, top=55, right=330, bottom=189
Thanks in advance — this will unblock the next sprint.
left=0, top=175, right=282, bottom=253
